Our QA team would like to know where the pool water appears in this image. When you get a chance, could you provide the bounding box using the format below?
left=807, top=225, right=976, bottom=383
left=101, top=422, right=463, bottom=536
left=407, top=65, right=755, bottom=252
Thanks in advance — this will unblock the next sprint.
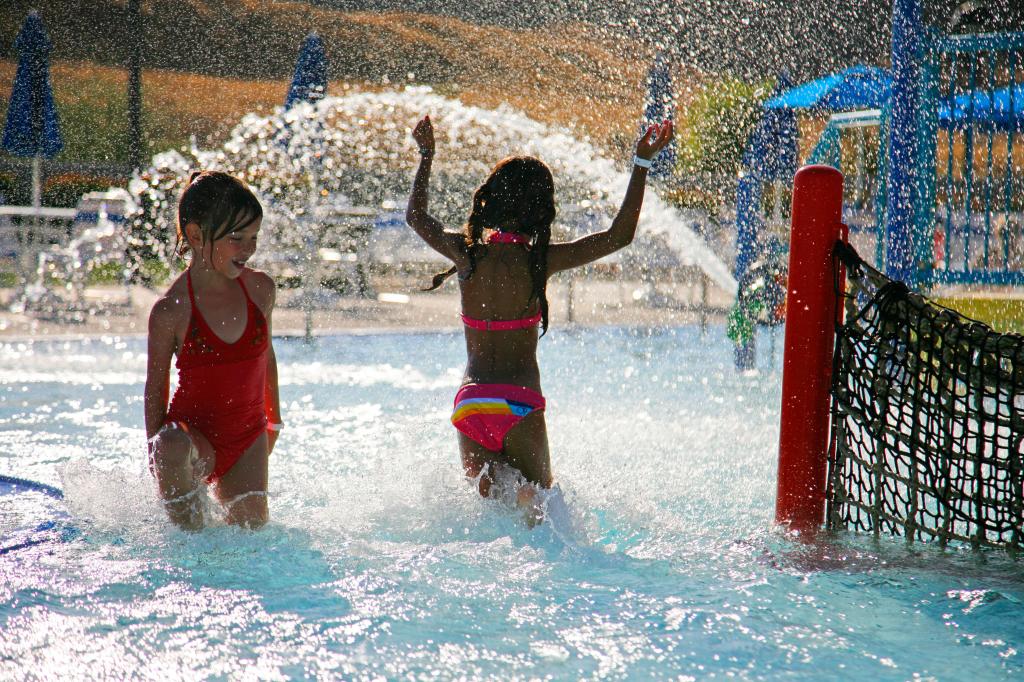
left=1, top=326, right=1022, bottom=680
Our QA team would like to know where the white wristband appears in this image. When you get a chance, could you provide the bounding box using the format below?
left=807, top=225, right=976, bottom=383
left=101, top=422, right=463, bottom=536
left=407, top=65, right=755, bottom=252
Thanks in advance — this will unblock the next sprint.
left=633, top=155, right=653, bottom=169
left=267, top=422, right=284, bottom=432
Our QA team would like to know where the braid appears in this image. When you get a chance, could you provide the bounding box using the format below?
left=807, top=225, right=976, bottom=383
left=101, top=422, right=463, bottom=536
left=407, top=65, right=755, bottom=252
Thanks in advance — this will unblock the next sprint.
left=423, top=265, right=457, bottom=291
left=463, top=183, right=489, bottom=282
left=423, top=182, right=489, bottom=291
left=527, top=216, right=552, bottom=335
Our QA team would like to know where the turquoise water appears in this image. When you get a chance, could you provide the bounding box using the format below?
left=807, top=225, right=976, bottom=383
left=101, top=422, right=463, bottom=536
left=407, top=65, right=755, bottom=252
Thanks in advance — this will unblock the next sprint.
left=1, top=326, right=1022, bottom=680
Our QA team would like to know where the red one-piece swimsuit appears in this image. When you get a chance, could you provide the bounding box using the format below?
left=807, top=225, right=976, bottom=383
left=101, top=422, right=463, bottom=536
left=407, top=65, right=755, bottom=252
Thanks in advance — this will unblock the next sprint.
left=166, top=270, right=269, bottom=482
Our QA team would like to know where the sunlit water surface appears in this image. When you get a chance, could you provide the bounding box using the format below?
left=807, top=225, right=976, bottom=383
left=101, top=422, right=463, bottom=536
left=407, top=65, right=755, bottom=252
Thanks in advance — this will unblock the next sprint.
left=1, top=326, right=1022, bottom=680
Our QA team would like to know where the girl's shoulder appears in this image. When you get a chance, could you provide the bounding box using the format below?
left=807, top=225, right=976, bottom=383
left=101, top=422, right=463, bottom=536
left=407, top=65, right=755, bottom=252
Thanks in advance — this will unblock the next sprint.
left=148, top=274, right=191, bottom=332
left=240, top=267, right=276, bottom=310
left=240, top=267, right=274, bottom=288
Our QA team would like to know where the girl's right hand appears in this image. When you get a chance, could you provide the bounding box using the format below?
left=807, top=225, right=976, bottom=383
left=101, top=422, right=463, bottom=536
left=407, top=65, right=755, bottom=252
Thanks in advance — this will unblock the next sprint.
left=413, top=115, right=435, bottom=157
left=636, top=120, right=674, bottom=161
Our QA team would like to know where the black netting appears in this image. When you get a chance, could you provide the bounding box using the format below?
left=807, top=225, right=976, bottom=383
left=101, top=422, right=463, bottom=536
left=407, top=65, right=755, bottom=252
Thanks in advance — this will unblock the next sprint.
left=826, top=242, right=1024, bottom=552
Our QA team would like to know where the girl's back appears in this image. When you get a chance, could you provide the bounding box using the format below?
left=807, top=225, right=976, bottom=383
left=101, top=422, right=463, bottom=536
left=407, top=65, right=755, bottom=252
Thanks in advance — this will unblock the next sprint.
left=459, top=241, right=542, bottom=387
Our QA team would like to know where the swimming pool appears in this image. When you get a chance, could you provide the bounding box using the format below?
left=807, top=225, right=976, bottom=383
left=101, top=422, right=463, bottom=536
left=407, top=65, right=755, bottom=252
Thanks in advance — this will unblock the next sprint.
left=1, top=326, right=1022, bottom=680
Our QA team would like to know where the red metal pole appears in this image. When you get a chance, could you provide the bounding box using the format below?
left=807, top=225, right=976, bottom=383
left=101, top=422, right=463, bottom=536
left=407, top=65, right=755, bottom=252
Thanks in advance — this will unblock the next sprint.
left=776, top=165, right=845, bottom=533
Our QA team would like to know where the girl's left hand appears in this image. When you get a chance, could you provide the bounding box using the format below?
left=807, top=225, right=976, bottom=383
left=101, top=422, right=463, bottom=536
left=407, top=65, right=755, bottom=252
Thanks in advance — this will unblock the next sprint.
left=413, top=116, right=435, bottom=157
left=636, top=120, right=674, bottom=161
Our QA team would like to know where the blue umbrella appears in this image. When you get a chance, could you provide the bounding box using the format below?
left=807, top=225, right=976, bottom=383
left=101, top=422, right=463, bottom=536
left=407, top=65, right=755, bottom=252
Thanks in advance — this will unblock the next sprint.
left=742, top=73, right=799, bottom=181
left=285, top=33, right=328, bottom=109
left=640, top=54, right=677, bottom=179
left=3, top=11, right=62, bottom=159
left=279, top=33, right=328, bottom=168
left=764, top=65, right=892, bottom=112
left=939, top=83, right=1023, bottom=131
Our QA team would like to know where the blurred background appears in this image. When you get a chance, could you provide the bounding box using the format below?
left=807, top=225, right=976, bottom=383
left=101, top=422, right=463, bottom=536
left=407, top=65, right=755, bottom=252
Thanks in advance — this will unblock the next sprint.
left=0, top=0, right=1020, bottom=342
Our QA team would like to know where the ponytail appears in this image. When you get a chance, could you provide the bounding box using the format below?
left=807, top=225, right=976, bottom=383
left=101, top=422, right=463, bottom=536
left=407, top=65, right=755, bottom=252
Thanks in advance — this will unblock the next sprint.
left=423, top=181, right=490, bottom=291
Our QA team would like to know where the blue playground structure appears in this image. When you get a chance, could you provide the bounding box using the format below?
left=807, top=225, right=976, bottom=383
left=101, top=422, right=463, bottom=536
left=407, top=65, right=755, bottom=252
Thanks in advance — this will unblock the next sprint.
left=734, top=0, right=1024, bottom=362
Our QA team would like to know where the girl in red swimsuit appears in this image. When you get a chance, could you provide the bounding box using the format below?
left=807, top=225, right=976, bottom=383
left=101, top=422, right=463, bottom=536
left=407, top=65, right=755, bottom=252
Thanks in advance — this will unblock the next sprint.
left=144, top=171, right=282, bottom=530
left=407, top=115, right=673, bottom=524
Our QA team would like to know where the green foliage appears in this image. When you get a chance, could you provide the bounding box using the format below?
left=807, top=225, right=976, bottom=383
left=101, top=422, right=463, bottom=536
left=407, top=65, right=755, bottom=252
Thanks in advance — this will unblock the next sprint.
left=0, top=173, right=18, bottom=205
left=676, top=77, right=769, bottom=181
left=85, top=261, right=124, bottom=285
left=56, top=88, right=183, bottom=165
left=0, top=75, right=186, bottom=170
left=58, top=84, right=132, bottom=164
left=135, top=258, right=171, bottom=286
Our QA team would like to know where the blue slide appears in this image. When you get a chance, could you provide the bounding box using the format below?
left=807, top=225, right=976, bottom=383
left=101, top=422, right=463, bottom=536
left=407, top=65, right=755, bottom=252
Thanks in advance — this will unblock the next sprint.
left=0, top=474, right=77, bottom=555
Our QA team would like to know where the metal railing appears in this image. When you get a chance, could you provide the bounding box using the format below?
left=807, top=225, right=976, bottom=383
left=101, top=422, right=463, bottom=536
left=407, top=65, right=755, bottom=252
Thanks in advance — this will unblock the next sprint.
left=919, top=31, right=1024, bottom=285
left=0, top=206, right=77, bottom=265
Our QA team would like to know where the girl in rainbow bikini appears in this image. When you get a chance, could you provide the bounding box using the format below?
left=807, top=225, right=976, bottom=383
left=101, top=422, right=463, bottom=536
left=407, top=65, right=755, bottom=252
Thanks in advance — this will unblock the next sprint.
left=407, top=115, right=673, bottom=523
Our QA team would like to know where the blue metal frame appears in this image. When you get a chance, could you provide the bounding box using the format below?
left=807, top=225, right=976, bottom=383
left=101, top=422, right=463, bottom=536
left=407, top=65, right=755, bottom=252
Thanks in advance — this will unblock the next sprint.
left=884, top=0, right=925, bottom=284
left=921, top=31, right=1024, bottom=286
left=808, top=109, right=887, bottom=266
left=798, top=10, right=1023, bottom=290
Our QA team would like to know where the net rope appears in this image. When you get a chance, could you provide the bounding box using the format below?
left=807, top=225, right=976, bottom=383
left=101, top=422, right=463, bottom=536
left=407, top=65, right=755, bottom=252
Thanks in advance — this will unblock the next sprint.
left=826, top=241, right=1024, bottom=551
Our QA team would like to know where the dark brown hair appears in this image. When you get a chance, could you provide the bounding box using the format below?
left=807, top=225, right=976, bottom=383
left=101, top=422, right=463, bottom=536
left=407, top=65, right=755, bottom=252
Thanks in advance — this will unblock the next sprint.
left=176, top=171, right=263, bottom=256
left=428, top=156, right=556, bottom=333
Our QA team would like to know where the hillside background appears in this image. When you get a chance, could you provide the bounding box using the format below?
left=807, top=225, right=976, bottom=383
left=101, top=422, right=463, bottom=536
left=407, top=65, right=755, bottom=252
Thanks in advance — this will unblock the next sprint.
left=0, top=1, right=668, bottom=203
left=0, top=1, right=662, bottom=149
left=7, top=1, right=1020, bottom=82
left=0, top=0, right=1020, bottom=205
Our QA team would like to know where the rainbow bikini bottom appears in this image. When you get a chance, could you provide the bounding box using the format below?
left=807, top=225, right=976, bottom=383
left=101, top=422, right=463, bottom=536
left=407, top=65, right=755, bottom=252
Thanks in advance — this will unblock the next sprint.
left=451, top=383, right=546, bottom=452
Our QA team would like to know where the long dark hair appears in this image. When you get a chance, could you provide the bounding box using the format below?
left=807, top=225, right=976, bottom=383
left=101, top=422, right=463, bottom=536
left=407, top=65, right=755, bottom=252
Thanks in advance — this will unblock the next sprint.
left=427, top=156, right=556, bottom=333
left=176, top=171, right=263, bottom=257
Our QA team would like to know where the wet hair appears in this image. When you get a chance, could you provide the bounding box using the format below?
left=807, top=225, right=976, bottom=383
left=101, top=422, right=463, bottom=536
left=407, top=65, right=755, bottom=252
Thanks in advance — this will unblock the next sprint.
left=176, top=171, right=263, bottom=257
left=427, top=156, right=556, bottom=334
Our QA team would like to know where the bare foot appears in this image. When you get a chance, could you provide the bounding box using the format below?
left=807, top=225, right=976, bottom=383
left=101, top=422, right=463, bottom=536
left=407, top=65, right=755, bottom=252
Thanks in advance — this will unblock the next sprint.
left=516, top=485, right=545, bottom=528
left=164, top=489, right=204, bottom=531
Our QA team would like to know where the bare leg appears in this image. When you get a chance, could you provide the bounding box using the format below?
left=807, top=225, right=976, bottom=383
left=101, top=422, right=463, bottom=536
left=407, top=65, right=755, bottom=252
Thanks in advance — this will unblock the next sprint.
left=459, top=431, right=501, bottom=498
left=148, top=423, right=214, bottom=531
left=503, top=411, right=552, bottom=527
left=458, top=411, right=552, bottom=526
left=502, top=410, right=552, bottom=488
left=215, top=432, right=270, bottom=529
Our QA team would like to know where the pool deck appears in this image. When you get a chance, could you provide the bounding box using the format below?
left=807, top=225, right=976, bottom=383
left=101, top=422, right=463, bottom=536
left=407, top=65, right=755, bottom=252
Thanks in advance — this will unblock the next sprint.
left=0, top=278, right=732, bottom=340
left=930, top=289, right=1024, bottom=334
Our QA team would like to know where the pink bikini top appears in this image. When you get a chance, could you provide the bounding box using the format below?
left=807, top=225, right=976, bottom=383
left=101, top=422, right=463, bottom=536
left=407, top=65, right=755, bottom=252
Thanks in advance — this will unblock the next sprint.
left=461, top=230, right=541, bottom=331
left=486, top=231, right=530, bottom=245
left=461, top=311, right=542, bottom=331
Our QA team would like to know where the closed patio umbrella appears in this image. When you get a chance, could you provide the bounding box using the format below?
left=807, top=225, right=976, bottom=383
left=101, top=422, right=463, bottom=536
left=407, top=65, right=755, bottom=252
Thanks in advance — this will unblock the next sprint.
left=2, top=11, right=63, bottom=212
left=285, top=33, right=328, bottom=109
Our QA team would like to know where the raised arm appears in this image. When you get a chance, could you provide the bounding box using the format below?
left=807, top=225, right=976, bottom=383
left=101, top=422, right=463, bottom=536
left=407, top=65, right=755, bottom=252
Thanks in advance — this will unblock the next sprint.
left=546, top=121, right=674, bottom=275
left=405, top=115, right=466, bottom=264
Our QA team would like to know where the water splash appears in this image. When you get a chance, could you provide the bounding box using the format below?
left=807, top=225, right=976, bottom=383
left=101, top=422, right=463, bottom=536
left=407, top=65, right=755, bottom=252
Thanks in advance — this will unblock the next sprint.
left=130, top=86, right=737, bottom=293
